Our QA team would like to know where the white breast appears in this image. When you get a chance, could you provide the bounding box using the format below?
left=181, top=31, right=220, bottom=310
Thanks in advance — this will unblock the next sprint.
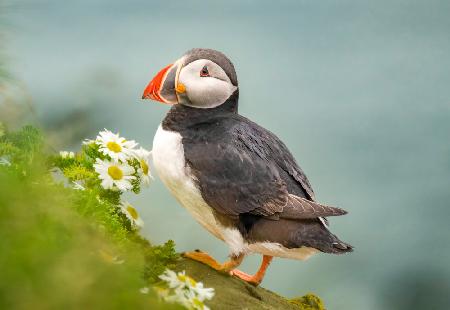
left=152, top=125, right=224, bottom=240
left=152, top=125, right=318, bottom=261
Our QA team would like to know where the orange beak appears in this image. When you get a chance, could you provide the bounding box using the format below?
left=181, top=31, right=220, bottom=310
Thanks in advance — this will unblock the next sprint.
left=142, top=64, right=172, bottom=102
left=142, top=61, right=181, bottom=104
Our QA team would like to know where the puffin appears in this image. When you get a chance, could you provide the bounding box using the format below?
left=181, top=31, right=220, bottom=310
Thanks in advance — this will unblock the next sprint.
left=142, top=48, right=353, bottom=285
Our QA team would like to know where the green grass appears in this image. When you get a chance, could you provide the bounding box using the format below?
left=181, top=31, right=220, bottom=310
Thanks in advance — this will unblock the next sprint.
left=0, top=125, right=180, bottom=309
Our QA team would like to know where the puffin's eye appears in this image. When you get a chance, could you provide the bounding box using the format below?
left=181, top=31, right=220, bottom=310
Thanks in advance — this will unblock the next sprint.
left=200, top=65, right=209, bottom=77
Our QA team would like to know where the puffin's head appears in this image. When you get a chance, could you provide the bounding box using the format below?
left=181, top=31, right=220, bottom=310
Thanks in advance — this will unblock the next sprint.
left=142, top=48, right=238, bottom=108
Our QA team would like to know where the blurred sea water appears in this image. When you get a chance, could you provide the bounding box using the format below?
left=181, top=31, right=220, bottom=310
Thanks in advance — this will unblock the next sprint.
left=4, top=1, right=450, bottom=309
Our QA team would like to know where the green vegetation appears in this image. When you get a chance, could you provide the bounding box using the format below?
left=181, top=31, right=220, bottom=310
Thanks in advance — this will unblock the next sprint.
left=290, top=294, right=325, bottom=310
left=0, top=125, right=180, bottom=309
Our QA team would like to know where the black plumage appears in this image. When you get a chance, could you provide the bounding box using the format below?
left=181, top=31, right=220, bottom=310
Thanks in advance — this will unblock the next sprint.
left=162, top=92, right=352, bottom=254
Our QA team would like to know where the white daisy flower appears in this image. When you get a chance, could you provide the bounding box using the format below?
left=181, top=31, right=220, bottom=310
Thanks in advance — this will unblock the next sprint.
left=139, top=287, right=150, bottom=294
left=158, top=269, right=214, bottom=310
left=177, top=271, right=198, bottom=289
left=120, top=201, right=144, bottom=228
left=59, top=151, right=68, bottom=158
left=189, top=296, right=210, bottom=310
left=82, top=138, right=96, bottom=145
left=183, top=283, right=213, bottom=309
left=133, top=147, right=153, bottom=186
left=172, top=287, right=192, bottom=308
left=160, top=269, right=184, bottom=289
left=154, top=286, right=170, bottom=300
left=96, top=129, right=137, bottom=162
left=158, top=285, right=191, bottom=308
left=93, top=158, right=135, bottom=191
left=59, top=151, right=75, bottom=159
left=0, top=157, right=11, bottom=166
left=192, top=282, right=215, bottom=302
left=72, top=181, right=85, bottom=191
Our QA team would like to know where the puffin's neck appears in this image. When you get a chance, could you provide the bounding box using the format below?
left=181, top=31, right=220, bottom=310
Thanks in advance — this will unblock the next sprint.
left=162, top=90, right=239, bottom=132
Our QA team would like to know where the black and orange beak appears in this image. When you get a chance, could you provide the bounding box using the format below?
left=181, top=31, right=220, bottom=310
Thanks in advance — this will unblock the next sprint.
left=142, top=60, right=182, bottom=104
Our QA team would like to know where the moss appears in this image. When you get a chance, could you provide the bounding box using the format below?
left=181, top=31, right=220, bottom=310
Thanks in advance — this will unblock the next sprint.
left=290, top=294, right=326, bottom=310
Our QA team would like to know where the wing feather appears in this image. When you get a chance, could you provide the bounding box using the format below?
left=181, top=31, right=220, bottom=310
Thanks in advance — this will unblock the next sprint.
left=183, top=115, right=345, bottom=220
left=279, top=195, right=347, bottom=219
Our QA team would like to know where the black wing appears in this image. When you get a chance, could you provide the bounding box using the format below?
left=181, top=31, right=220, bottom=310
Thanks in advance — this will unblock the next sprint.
left=183, top=115, right=343, bottom=219
left=234, top=117, right=315, bottom=201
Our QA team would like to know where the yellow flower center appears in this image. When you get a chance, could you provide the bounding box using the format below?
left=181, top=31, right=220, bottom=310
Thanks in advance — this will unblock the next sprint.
left=177, top=274, right=196, bottom=286
left=192, top=298, right=203, bottom=307
left=126, top=205, right=139, bottom=220
left=107, top=141, right=122, bottom=153
left=188, top=278, right=197, bottom=287
left=107, top=165, right=123, bottom=180
left=140, top=159, right=149, bottom=175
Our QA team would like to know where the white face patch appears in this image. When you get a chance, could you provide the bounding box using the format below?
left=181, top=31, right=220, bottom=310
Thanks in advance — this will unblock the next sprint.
left=178, top=59, right=237, bottom=108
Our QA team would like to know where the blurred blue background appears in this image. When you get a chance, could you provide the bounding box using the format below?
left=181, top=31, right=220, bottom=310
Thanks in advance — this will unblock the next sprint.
left=3, top=0, right=450, bottom=309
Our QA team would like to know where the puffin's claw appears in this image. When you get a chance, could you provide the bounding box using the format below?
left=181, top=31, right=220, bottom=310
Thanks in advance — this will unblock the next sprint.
left=230, top=269, right=262, bottom=286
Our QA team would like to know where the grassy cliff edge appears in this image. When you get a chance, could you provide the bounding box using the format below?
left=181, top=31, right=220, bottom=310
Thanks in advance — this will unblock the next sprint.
left=176, top=258, right=325, bottom=310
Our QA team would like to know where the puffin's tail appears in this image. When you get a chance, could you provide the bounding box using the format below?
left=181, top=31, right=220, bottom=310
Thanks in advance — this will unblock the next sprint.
left=330, top=235, right=353, bottom=254
left=321, top=230, right=353, bottom=254
left=302, top=219, right=354, bottom=254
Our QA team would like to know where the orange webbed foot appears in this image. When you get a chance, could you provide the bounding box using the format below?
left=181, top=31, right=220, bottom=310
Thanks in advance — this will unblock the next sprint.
left=182, top=250, right=222, bottom=270
left=230, top=255, right=273, bottom=286
left=230, top=269, right=263, bottom=286
left=182, top=250, right=244, bottom=273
